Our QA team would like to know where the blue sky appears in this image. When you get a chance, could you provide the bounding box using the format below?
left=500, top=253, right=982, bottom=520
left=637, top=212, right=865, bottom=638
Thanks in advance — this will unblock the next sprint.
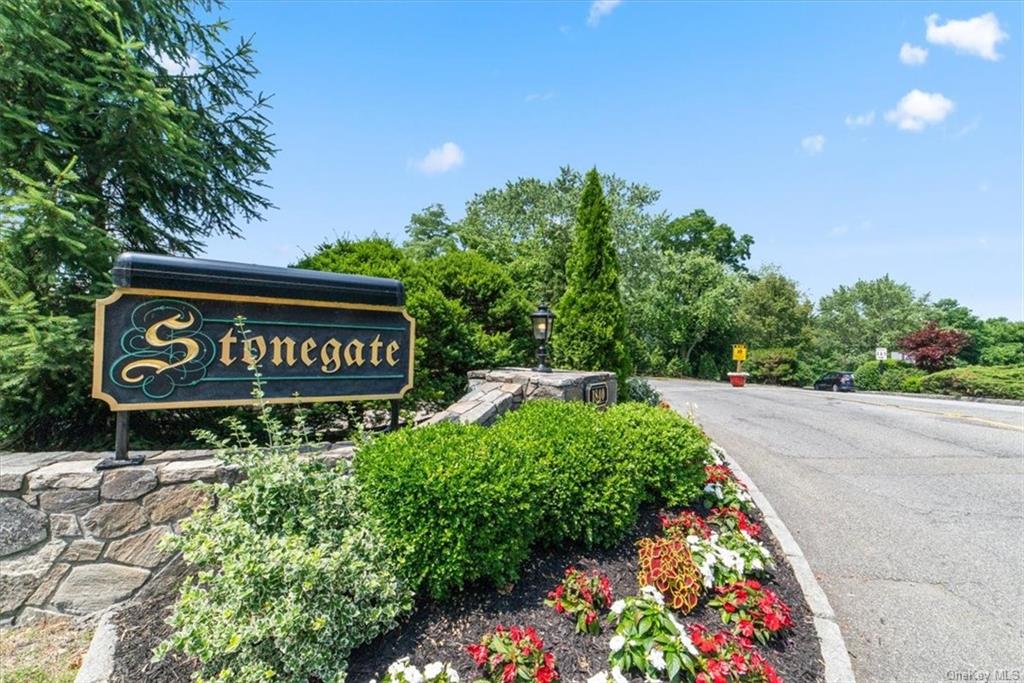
left=201, top=1, right=1023, bottom=319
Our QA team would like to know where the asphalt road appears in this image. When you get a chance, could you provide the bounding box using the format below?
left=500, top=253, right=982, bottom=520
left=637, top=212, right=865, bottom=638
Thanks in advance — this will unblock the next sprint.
left=652, top=379, right=1024, bottom=683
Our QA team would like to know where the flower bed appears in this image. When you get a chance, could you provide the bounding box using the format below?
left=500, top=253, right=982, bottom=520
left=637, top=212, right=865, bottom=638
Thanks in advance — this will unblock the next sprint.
left=106, top=403, right=823, bottom=682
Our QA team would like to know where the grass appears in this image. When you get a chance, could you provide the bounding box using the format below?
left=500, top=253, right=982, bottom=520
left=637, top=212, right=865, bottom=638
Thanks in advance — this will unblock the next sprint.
left=0, top=618, right=92, bottom=683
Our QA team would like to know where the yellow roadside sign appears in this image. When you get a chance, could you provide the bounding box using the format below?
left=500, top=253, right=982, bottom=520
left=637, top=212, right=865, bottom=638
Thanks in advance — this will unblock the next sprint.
left=732, top=344, right=748, bottom=361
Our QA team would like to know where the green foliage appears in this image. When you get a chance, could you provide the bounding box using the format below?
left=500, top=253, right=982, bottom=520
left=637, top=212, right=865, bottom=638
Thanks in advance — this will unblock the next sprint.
left=623, top=377, right=662, bottom=406
left=355, top=400, right=711, bottom=599
left=354, top=421, right=541, bottom=599
left=490, top=401, right=640, bottom=549
left=901, top=374, right=924, bottom=393
left=976, top=318, right=1024, bottom=366
left=554, top=169, right=632, bottom=382
left=814, top=276, right=929, bottom=370
left=626, top=251, right=742, bottom=376
left=0, top=0, right=274, bottom=448
left=158, top=410, right=411, bottom=683
left=653, top=209, right=754, bottom=271
left=604, top=402, right=710, bottom=507
left=919, top=365, right=1024, bottom=400
left=605, top=588, right=702, bottom=682
left=736, top=266, right=813, bottom=349
left=853, top=359, right=925, bottom=392
left=746, top=348, right=808, bottom=386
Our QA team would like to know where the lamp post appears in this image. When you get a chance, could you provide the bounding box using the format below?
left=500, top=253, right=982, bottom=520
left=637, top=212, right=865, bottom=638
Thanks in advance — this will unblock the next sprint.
left=530, top=303, right=555, bottom=373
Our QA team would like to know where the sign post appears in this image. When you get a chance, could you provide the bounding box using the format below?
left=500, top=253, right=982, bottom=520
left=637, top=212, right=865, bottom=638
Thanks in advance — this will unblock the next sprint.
left=93, top=253, right=415, bottom=469
left=728, top=344, right=749, bottom=387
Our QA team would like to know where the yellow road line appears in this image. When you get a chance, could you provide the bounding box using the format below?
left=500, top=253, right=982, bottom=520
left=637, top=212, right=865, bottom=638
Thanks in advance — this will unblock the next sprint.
left=837, top=397, right=1024, bottom=432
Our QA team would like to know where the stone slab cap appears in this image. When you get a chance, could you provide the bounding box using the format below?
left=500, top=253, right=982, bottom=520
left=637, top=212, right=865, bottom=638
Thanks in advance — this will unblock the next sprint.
left=28, top=460, right=102, bottom=490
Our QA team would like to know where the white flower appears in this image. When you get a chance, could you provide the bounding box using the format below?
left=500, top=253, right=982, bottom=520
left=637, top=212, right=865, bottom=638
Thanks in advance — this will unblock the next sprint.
left=611, top=667, right=629, bottom=683
left=610, top=599, right=626, bottom=615
left=404, top=666, right=424, bottom=683
left=424, top=662, right=443, bottom=679
left=640, top=585, right=665, bottom=605
left=387, top=659, right=408, bottom=676
left=678, top=630, right=699, bottom=656
left=646, top=647, right=667, bottom=671
left=445, top=667, right=460, bottom=683
left=609, top=634, right=626, bottom=652
left=752, top=558, right=763, bottom=571
left=588, top=673, right=611, bottom=683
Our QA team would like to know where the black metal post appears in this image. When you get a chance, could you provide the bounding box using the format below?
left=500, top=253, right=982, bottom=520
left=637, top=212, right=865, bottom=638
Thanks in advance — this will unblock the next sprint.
left=96, top=412, right=146, bottom=470
left=389, top=399, right=401, bottom=431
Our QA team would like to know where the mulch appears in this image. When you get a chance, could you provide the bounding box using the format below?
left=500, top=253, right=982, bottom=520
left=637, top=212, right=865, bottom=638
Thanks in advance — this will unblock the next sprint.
left=108, top=503, right=823, bottom=683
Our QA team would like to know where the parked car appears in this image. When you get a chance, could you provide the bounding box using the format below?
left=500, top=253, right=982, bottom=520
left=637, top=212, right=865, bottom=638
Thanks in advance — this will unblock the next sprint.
left=814, top=371, right=855, bottom=392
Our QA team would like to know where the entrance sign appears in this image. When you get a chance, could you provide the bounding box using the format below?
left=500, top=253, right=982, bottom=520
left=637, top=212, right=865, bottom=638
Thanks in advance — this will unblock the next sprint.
left=586, top=382, right=609, bottom=407
left=732, top=344, right=748, bottom=362
left=93, top=253, right=415, bottom=411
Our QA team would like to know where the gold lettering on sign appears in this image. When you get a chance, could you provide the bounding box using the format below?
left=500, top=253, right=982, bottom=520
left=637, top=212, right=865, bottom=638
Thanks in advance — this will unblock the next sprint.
left=218, top=328, right=237, bottom=366
left=121, top=313, right=201, bottom=383
left=321, top=339, right=342, bottom=373
left=300, top=338, right=317, bottom=366
left=270, top=337, right=296, bottom=367
left=344, top=339, right=364, bottom=367
left=386, top=340, right=400, bottom=366
left=370, top=334, right=384, bottom=366
left=242, top=336, right=266, bottom=367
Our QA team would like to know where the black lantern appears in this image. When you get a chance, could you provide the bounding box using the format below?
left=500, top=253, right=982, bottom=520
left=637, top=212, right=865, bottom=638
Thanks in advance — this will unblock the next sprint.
left=530, top=303, right=555, bottom=372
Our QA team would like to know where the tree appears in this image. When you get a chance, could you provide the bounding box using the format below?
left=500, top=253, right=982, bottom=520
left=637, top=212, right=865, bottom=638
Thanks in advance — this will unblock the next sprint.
left=814, top=276, right=929, bottom=370
left=404, top=166, right=668, bottom=305
left=652, top=209, right=754, bottom=271
left=626, top=251, right=742, bottom=377
left=898, top=322, right=971, bottom=372
left=975, top=318, right=1024, bottom=366
left=0, top=0, right=275, bottom=447
left=554, top=169, right=631, bottom=382
left=735, top=266, right=813, bottom=349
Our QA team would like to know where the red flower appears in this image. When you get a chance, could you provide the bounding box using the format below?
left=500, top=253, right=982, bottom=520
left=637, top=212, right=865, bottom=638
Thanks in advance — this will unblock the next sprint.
left=737, top=619, right=754, bottom=637
left=543, top=652, right=555, bottom=669
left=467, top=643, right=488, bottom=666
left=535, top=665, right=557, bottom=683
left=502, top=663, right=516, bottom=683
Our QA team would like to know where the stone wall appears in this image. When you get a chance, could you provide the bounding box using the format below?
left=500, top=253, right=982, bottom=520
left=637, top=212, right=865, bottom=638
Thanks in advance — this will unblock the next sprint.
left=424, top=368, right=617, bottom=427
left=0, top=445, right=353, bottom=626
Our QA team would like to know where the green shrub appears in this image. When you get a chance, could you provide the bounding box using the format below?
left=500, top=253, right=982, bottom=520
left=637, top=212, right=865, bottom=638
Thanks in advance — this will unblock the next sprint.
left=853, top=359, right=924, bottom=392
left=746, top=347, right=806, bottom=386
left=159, top=416, right=411, bottom=683
left=604, top=402, right=711, bottom=507
left=355, top=400, right=711, bottom=600
left=919, top=365, right=1024, bottom=400
left=624, top=377, right=662, bottom=406
left=901, top=374, right=924, bottom=393
left=489, top=401, right=641, bottom=549
left=355, top=421, right=543, bottom=599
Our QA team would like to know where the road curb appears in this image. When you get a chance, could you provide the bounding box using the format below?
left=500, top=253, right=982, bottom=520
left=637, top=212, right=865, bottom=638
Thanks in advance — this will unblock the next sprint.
left=711, top=442, right=856, bottom=683
left=74, top=608, right=118, bottom=683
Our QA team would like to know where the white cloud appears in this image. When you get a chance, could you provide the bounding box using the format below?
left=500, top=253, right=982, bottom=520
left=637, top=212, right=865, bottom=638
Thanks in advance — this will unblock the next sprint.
left=414, top=142, right=464, bottom=175
left=525, top=92, right=555, bottom=102
left=149, top=49, right=201, bottom=76
left=899, top=42, right=928, bottom=65
left=925, top=12, right=1008, bottom=61
left=954, top=117, right=980, bottom=138
left=801, top=134, right=825, bottom=155
left=884, top=89, right=954, bottom=131
left=830, top=225, right=849, bottom=237
left=587, top=0, right=622, bottom=26
left=844, top=111, right=875, bottom=128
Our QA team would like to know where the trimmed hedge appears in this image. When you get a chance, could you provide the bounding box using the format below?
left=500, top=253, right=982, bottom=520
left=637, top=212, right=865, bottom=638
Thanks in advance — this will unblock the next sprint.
left=853, top=359, right=925, bottom=392
left=919, top=365, right=1024, bottom=400
left=355, top=400, right=711, bottom=599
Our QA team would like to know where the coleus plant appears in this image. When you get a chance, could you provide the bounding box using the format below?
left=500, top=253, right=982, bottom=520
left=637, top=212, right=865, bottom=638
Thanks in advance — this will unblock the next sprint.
left=637, top=536, right=704, bottom=613
left=545, top=566, right=614, bottom=634
left=708, top=580, right=793, bottom=644
left=466, top=626, right=558, bottom=683
left=660, top=510, right=712, bottom=540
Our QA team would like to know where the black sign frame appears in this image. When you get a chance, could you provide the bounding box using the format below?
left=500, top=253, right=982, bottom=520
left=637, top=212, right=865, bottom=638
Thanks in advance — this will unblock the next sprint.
left=93, top=287, right=415, bottom=412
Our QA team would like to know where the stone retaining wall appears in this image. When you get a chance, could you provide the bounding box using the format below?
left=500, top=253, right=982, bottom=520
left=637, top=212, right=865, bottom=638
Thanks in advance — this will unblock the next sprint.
left=0, top=445, right=353, bottom=626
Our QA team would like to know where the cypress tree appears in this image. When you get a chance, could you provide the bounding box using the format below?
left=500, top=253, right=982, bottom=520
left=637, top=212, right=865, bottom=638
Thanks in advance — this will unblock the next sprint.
left=553, top=168, right=631, bottom=382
